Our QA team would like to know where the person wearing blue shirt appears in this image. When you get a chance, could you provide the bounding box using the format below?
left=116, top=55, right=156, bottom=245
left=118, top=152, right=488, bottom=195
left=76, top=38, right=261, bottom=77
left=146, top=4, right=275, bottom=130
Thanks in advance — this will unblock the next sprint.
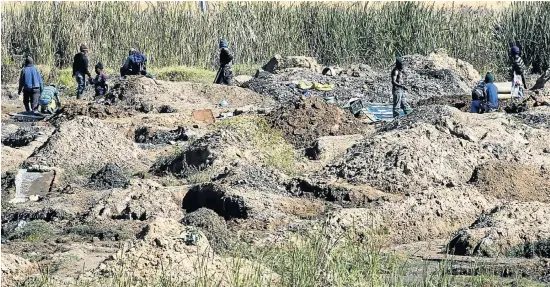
left=18, top=56, right=43, bottom=113
left=484, top=72, right=499, bottom=111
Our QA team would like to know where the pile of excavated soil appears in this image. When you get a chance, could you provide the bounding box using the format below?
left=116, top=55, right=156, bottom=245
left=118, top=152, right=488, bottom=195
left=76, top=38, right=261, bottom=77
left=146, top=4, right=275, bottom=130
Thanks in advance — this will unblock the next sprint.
left=86, top=218, right=279, bottom=285
left=105, top=76, right=273, bottom=113
left=470, top=161, right=550, bottom=202
left=448, top=201, right=550, bottom=258
left=182, top=207, right=231, bottom=252
left=134, top=126, right=188, bottom=145
left=320, top=105, right=550, bottom=193
left=1, top=127, right=40, bottom=148
left=88, top=180, right=183, bottom=221
left=247, top=52, right=475, bottom=105
left=50, top=99, right=132, bottom=126
left=329, top=186, right=492, bottom=244
left=25, top=116, right=146, bottom=173
left=267, top=96, right=367, bottom=148
left=87, top=163, right=130, bottom=190
left=1, top=253, right=39, bottom=286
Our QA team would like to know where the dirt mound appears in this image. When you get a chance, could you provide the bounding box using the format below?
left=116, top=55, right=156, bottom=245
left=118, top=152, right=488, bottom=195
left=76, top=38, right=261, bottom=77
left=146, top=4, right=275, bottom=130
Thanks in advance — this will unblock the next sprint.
left=329, top=186, right=492, bottom=244
left=89, top=180, right=183, bottom=221
left=1, top=127, right=40, bottom=148
left=320, top=105, right=550, bottom=193
left=87, top=163, right=130, bottom=190
left=421, top=49, right=480, bottom=85
left=267, top=96, right=367, bottom=148
left=247, top=53, right=476, bottom=105
left=134, top=126, right=188, bottom=145
left=1, top=253, right=39, bottom=286
left=88, top=218, right=279, bottom=285
left=51, top=99, right=132, bottom=126
left=470, top=162, right=550, bottom=202
left=104, top=76, right=273, bottom=113
left=448, top=202, right=550, bottom=258
left=25, top=116, right=146, bottom=174
left=182, top=207, right=231, bottom=252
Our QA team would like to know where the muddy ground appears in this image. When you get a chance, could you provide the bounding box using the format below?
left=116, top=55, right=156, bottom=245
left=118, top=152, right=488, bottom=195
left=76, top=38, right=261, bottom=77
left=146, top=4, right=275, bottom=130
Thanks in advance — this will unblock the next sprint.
left=2, top=53, right=550, bottom=286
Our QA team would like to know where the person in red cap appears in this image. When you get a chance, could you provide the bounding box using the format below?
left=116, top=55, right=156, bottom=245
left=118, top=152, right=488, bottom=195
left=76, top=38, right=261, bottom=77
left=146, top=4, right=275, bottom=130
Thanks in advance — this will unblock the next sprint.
left=72, top=43, right=92, bottom=99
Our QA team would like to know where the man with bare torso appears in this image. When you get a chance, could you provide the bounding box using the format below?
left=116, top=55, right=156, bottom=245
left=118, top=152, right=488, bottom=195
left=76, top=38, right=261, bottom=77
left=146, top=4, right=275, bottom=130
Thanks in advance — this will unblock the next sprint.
left=391, top=56, right=413, bottom=118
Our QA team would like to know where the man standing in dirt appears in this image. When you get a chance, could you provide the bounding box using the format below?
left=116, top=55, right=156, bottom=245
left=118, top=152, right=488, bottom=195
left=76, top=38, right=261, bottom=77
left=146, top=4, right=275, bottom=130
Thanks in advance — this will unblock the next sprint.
left=18, top=56, right=43, bottom=113
left=214, top=39, right=234, bottom=86
left=510, top=46, right=528, bottom=98
left=391, top=56, right=413, bottom=118
left=72, top=44, right=92, bottom=99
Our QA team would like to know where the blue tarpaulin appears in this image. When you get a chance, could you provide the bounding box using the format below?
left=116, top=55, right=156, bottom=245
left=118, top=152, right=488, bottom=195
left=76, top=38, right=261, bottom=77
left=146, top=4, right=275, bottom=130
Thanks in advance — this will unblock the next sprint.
left=366, top=105, right=404, bottom=120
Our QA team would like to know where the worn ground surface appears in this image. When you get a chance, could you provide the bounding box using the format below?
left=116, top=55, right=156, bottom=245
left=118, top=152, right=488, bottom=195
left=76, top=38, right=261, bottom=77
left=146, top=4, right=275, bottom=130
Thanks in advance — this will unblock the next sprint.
left=2, top=53, right=550, bottom=286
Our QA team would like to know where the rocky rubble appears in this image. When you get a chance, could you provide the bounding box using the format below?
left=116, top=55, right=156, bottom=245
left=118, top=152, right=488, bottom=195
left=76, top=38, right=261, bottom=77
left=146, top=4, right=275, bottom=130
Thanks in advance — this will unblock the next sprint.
left=448, top=201, right=550, bottom=258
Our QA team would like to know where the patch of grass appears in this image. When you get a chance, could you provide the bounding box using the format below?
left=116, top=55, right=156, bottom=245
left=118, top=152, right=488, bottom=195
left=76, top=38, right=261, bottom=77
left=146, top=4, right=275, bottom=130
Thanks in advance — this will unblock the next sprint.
left=215, top=116, right=297, bottom=175
left=151, top=66, right=216, bottom=84
left=507, top=238, right=550, bottom=258
left=8, top=220, right=54, bottom=242
left=187, top=169, right=215, bottom=185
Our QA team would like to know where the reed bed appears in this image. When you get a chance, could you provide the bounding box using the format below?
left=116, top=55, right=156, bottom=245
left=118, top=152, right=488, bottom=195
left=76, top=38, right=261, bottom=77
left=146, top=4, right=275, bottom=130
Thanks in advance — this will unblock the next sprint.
left=1, top=1, right=549, bottom=83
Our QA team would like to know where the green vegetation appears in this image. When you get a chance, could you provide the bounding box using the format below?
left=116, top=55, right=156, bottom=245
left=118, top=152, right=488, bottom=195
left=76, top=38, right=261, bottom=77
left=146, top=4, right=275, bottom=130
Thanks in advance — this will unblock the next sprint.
left=215, top=116, right=297, bottom=175
left=19, top=227, right=547, bottom=286
left=2, top=2, right=549, bottom=85
left=7, top=220, right=54, bottom=242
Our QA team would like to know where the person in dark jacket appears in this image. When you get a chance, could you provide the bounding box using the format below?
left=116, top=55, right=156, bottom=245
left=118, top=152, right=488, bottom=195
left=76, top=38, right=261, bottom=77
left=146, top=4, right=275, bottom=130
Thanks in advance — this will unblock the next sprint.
left=73, top=43, right=92, bottom=99
left=120, top=48, right=148, bottom=78
left=90, top=61, right=108, bottom=97
left=214, top=39, right=234, bottom=86
left=18, top=56, right=43, bottom=113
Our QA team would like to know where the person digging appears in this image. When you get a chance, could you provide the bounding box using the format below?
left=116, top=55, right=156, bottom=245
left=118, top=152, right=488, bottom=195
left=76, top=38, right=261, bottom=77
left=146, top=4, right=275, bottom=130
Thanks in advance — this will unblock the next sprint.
left=39, top=84, right=61, bottom=114
left=391, top=56, right=413, bottom=118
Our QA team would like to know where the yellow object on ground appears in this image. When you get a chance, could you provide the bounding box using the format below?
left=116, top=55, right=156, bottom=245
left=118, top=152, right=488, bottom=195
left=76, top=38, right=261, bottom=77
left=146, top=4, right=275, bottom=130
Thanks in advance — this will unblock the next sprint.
left=314, top=82, right=334, bottom=91
left=297, top=81, right=334, bottom=91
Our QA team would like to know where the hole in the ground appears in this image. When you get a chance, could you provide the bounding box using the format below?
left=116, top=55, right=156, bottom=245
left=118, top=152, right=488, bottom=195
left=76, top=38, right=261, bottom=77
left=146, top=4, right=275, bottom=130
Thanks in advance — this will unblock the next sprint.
left=182, top=183, right=248, bottom=220
left=134, top=126, right=188, bottom=145
left=286, top=178, right=351, bottom=202
left=2, top=128, right=39, bottom=148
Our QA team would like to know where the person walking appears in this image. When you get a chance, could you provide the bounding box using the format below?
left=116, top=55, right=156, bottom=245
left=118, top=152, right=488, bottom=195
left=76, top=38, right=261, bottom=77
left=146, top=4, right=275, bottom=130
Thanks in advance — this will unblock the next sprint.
left=391, top=56, right=413, bottom=118
left=214, top=39, right=234, bottom=86
left=72, top=43, right=92, bottom=99
left=18, top=56, right=43, bottom=113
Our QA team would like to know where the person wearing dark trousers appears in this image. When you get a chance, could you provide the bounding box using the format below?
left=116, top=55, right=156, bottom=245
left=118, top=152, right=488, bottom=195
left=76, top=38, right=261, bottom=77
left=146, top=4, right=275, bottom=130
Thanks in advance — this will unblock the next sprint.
left=73, top=43, right=92, bottom=99
left=214, top=39, right=234, bottom=86
left=18, top=56, right=43, bottom=113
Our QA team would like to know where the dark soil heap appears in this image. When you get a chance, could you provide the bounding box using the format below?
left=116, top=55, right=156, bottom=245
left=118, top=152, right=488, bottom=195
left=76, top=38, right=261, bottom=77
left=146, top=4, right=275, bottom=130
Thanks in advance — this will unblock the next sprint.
left=182, top=207, right=231, bottom=252
left=87, top=163, right=130, bottom=190
left=267, top=96, right=366, bottom=148
left=2, top=128, right=39, bottom=148
left=134, top=126, right=188, bottom=145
